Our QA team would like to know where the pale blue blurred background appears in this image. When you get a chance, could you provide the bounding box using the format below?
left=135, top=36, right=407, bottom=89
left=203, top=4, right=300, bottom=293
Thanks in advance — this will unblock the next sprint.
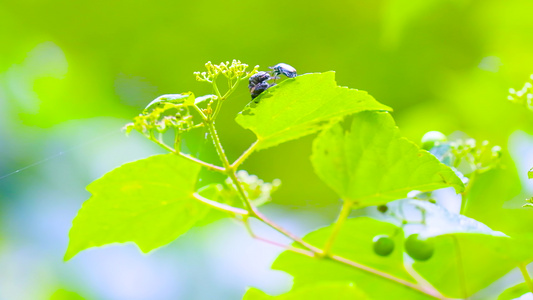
left=1, top=0, right=533, bottom=299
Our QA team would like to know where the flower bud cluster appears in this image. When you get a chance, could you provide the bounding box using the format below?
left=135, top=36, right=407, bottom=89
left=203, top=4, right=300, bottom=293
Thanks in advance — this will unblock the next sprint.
left=225, top=170, right=281, bottom=206
left=124, top=104, right=195, bottom=135
left=194, top=60, right=258, bottom=83
left=508, top=74, right=533, bottom=110
left=446, top=138, right=502, bottom=174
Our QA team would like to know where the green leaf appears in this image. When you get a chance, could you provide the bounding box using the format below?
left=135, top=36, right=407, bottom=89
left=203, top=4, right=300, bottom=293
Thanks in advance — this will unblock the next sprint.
left=409, top=201, right=533, bottom=298
left=529, top=167, right=533, bottom=179
left=235, top=72, right=391, bottom=150
left=411, top=201, right=507, bottom=237
left=311, top=111, right=464, bottom=208
left=65, top=154, right=208, bottom=260
left=524, top=198, right=533, bottom=208
left=144, top=92, right=195, bottom=111
left=195, top=94, right=216, bottom=105
left=50, top=289, right=85, bottom=300
left=243, top=283, right=369, bottom=300
left=498, top=282, right=531, bottom=300
left=273, top=217, right=432, bottom=299
left=243, top=288, right=271, bottom=300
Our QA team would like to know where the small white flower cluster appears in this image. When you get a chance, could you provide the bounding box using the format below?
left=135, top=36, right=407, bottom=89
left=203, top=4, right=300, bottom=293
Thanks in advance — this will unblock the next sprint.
left=508, top=74, right=533, bottom=110
left=225, top=170, right=281, bottom=207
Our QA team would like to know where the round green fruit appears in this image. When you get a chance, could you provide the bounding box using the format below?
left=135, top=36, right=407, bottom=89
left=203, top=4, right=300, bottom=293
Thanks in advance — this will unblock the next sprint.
left=421, top=131, right=447, bottom=150
left=373, top=235, right=395, bottom=256
left=377, top=205, right=388, bottom=213
left=405, top=234, right=434, bottom=261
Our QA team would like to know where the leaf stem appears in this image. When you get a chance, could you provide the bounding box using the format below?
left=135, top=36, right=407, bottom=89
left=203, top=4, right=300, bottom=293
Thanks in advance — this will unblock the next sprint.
left=231, top=141, right=258, bottom=169
left=192, top=192, right=248, bottom=216
left=201, top=91, right=444, bottom=299
left=205, top=119, right=320, bottom=253
left=322, top=200, right=353, bottom=255
left=192, top=103, right=208, bottom=122
left=460, top=171, right=477, bottom=214
left=205, top=121, right=255, bottom=212
left=241, top=218, right=315, bottom=257
left=146, top=131, right=226, bottom=173
left=252, top=209, right=322, bottom=253
left=519, top=263, right=533, bottom=294
left=178, top=153, right=226, bottom=173
left=327, top=254, right=448, bottom=299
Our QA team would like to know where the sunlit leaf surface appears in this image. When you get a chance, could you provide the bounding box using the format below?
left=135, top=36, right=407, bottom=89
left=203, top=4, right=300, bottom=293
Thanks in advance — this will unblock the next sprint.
left=273, top=217, right=432, bottom=300
left=498, top=282, right=531, bottom=300
left=236, top=72, right=391, bottom=150
left=65, top=154, right=207, bottom=260
left=410, top=201, right=533, bottom=298
left=311, top=111, right=464, bottom=208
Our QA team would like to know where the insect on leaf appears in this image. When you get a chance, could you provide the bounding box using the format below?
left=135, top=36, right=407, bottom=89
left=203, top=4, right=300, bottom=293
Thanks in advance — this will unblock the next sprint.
left=236, top=72, right=391, bottom=150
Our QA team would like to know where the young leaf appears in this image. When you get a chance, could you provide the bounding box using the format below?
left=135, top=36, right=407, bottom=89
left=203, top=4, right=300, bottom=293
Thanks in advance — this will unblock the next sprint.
left=65, top=154, right=208, bottom=260
left=143, top=92, right=195, bottom=112
left=498, top=283, right=531, bottom=300
left=243, top=283, right=368, bottom=300
left=408, top=201, right=533, bottom=298
left=235, top=72, right=391, bottom=150
left=311, top=111, right=464, bottom=208
left=273, top=217, right=432, bottom=299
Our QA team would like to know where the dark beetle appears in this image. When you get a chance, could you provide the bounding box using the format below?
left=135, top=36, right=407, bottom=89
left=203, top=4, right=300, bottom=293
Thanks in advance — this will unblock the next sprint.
left=269, top=63, right=297, bottom=78
left=249, top=71, right=273, bottom=100
left=249, top=71, right=271, bottom=88
left=250, top=81, right=273, bottom=101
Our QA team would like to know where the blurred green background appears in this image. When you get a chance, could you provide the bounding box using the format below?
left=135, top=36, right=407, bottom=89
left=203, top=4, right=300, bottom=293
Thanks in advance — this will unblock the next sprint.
left=1, top=0, right=532, bottom=299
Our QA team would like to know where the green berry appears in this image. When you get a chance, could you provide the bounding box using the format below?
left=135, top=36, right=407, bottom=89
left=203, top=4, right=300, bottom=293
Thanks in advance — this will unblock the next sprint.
left=405, top=234, right=434, bottom=261
left=377, top=205, right=388, bottom=213
left=421, top=131, right=447, bottom=150
left=373, top=235, right=395, bottom=256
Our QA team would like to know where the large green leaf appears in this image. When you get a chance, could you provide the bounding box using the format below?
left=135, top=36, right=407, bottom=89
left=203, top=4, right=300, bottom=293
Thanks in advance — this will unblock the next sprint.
left=498, top=282, right=531, bottom=300
left=235, top=72, right=390, bottom=150
left=311, top=111, right=464, bottom=208
left=65, top=154, right=208, bottom=260
left=273, top=217, right=433, bottom=300
left=410, top=201, right=533, bottom=298
left=243, top=283, right=368, bottom=300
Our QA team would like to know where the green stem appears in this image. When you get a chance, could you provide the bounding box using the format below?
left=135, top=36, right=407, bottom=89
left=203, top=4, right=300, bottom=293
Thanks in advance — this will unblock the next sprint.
left=242, top=218, right=315, bottom=257
left=179, top=153, right=226, bottom=173
left=192, top=104, right=208, bottom=122
left=192, top=192, right=248, bottom=216
left=460, top=171, right=477, bottom=214
left=206, top=120, right=319, bottom=252
left=327, top=255, right=448, bottom=299
left=199, top=88, right=443, bottom=298
left=146, top=131, right=225, bottom=173
left=252, top=209, right=322, bottom=253
left=205, top=122, right=232, bottom=169
left=231, top=141, right=258, bottom=169
left=519, top=263, right=533, bottom=294
left=212, top=76, right=222, bottom=99
left=205, top=121, right=255, bottom=212
left=204, top=118, right=445, bottom=299
left=322, top=200, right=353, bottom=255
